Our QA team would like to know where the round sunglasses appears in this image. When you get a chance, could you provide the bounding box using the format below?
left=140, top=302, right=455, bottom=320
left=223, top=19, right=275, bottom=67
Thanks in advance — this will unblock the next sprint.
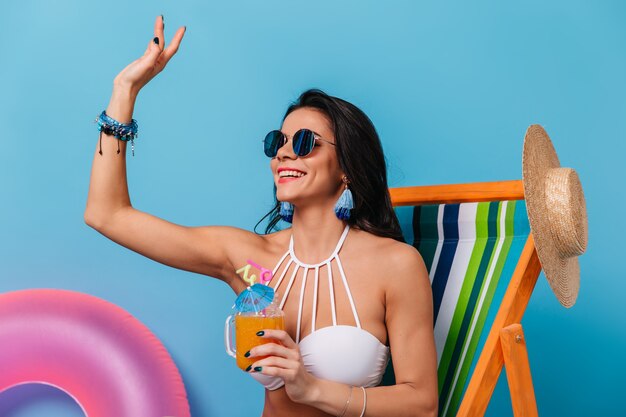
left=263, top=129, right=336, bottom=158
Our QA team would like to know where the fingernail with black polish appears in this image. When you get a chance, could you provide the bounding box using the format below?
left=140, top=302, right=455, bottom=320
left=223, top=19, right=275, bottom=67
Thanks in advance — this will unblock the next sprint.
left=161, top=14, right=165, bottom=29
left=254, top=366, right=262, bottom=372
left=245, top=365, right=252, bottom=372
left=153, top=37, right=159, bottom=45
left=256, top=331, right=264, bottom=336
left=244, top=350, right=251, bottom=358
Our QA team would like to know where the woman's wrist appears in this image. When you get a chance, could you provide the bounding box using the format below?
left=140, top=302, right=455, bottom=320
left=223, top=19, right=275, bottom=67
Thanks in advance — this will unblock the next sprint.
left=106, top=85, right=139, bottom=124
left=299, top=376, right=323, bottom=405
left=298, top=378, right=358, bottom=416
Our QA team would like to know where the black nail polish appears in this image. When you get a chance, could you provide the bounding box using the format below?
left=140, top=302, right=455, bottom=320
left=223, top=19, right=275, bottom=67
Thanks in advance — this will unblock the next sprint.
left=161, top=14, right=165, bottom=30
left=244, top=351, right=251, bottom=358
left=153, top=37, right=159, bottom=45
left=256, top=331, right=264, bottom=336
left=245, top=365, right=252, bottom=372
left=254, top=366, right=262, bottom=372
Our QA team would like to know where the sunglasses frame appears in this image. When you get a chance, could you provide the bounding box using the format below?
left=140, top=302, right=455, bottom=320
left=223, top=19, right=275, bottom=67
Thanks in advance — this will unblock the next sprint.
left=263, top=129, right=336, bottom=158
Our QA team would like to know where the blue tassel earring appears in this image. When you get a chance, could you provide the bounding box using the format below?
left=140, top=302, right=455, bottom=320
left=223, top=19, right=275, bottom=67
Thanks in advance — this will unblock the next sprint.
left=334, top=176, right=354, bottom=220
left=279, top=201, right=294, bottom=223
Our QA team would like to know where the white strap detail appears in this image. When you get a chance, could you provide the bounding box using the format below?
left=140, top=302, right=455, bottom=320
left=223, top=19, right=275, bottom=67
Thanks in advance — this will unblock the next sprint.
left=288, top=225, right=350, bottom=268
left=312, top=266, right=320, bottom=333
left=272, top=250, right=290, bottom=276
left=269, top=225, right=355, bottom=334
left=335, top=255, right=361, bottom=328
left=295, top=267, right=309, bottom=344
left=327, top=261, right=338, bottom=326
left=279, top=264, right=300, bottom=310
left=272, top=259, right=293, bottom=291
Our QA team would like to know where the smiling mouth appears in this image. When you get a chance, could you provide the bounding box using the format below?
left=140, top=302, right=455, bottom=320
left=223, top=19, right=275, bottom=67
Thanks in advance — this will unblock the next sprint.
left=278, top=170, right=306, bottom=179
left=278, top=176, right=306, bottom=184
left=278, top=170, right=307, bottom=183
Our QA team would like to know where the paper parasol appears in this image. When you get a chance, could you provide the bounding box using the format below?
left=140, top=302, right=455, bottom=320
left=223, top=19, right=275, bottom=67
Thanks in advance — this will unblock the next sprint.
left=233, top=284, right=275, bottom=313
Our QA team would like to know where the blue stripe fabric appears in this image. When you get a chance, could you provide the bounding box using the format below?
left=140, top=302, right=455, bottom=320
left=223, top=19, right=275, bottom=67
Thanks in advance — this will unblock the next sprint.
left=437, top=201, right=499, bottom=415
left=460, top=201, right=529, bottom=395
left=384, top=199, right=531, bottom=417
left=432, top=204, right=460, bottom=323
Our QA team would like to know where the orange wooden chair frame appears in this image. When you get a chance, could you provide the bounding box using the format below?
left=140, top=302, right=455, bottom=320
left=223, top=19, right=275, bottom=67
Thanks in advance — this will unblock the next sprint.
left=390, top=180, right=540, bottom=417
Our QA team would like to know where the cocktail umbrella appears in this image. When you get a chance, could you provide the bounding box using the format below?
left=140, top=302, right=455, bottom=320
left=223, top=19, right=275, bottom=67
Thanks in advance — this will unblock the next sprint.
left=233, top=284, right=275, bottom=313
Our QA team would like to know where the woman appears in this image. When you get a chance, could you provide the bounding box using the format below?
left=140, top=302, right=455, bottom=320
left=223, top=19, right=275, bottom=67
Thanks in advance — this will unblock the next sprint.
left=85, top=16, right=438, bottom=417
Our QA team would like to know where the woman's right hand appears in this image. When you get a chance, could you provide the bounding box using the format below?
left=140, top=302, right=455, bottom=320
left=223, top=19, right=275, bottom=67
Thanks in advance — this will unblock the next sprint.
left=87, top=14, right=263, bottom=292
left=113, top=15, right=186, bottom=96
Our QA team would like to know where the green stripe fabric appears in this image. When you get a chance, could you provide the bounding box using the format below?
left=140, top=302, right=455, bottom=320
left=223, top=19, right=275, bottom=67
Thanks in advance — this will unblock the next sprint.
left=388, top=200, right=530, bottom=416
left=456, top=200, right=530, bottom=404
left=441, top=201, right=518, bottom=417
left=436, top=202, right=490, bottom=393
left=442, top=201, right=499, bottom=415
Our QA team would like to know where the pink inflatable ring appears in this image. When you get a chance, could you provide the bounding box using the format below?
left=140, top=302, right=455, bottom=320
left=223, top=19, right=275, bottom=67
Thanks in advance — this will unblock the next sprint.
left=0, top=289, right=190, bottom=417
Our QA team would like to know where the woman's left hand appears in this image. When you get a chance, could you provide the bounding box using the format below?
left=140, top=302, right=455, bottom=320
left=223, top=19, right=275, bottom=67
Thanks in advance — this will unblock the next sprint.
left=247, top=329, right=317, bottom=404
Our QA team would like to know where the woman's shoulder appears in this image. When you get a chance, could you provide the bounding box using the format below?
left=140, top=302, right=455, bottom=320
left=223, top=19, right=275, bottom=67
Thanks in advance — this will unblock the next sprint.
left=259, top=227, right=291, bottom=250
left=231, top=227, right=291, bottom=267
left=348, top=228, right=427, bottom=287
left=211, top=225, right=290, bottom=249
left=349, top=228, right=423, bottom=263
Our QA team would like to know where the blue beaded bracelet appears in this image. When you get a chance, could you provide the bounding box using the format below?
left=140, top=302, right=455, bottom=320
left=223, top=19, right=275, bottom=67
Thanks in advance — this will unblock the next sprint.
left=95, top=110, right=139, bottom=156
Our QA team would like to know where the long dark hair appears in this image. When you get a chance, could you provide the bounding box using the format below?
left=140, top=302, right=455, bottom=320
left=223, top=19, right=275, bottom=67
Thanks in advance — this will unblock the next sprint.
left=254, top=89, right=404, bottom=242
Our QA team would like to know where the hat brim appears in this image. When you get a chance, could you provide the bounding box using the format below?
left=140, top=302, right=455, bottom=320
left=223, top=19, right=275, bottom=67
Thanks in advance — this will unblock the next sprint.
left=522, top=125, right=580, bottom=308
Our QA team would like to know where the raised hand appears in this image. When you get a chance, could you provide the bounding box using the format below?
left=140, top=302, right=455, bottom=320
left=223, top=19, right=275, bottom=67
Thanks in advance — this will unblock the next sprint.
left=113, top=15, right=186, bottom=96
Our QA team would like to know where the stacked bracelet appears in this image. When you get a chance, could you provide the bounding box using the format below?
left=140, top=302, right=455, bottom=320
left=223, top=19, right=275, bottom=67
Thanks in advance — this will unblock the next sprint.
left=95, top=110, right=139, bottom=156
left=338, top=385, right=353, bottom=417
left=359, top=386, right=367, bottom=417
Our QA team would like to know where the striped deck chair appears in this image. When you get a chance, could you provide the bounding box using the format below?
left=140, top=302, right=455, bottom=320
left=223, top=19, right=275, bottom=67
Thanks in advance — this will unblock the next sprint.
left=383, top=180, right=541, bottom=417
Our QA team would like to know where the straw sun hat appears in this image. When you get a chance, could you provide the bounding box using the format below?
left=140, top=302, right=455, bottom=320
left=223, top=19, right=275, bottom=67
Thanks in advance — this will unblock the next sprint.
left=522, top=125, right=588, bottom=308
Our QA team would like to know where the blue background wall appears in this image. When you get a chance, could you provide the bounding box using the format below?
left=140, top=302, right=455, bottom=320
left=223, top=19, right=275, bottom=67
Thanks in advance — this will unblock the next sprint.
left=1, top=1, right=624, bottom=416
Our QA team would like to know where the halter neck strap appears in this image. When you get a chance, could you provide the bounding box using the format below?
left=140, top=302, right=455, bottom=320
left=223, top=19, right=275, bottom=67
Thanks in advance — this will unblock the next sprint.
left=288, top=225, right=350, bottom=268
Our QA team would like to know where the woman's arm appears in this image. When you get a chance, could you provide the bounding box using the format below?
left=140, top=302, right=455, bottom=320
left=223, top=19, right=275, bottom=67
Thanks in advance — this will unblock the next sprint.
left=304, top=245, right=438, bottom=416
left=85, top=16, right=256, bottom=288
left=248, top=244, right=438, bottom=416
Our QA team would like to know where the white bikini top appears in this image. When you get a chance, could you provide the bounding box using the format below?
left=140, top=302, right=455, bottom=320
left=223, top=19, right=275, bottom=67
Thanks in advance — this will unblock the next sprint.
left=250, top=225, right=390, bottom=390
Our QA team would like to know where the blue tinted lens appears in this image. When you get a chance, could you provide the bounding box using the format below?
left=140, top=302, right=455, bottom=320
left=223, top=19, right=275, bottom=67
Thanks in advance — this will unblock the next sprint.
left=293, top=129, right=315, bottom=156
left=264, top=130, right=284, bottom=157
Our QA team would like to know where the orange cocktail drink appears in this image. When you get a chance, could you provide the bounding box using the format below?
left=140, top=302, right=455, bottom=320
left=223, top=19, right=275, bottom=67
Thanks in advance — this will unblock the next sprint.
left=235, top=314, right=285, bottom=370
